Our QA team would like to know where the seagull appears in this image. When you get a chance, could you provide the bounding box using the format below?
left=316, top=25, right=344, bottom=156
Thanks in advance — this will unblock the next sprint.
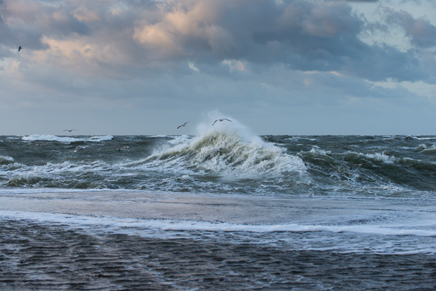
left=18, top=46, right=22, bottom=52
left=177, top=121, right=189, bottom=129
left=212, top=118, right=232, bottom=126
left=74, top=146, right=84, bottom=152
left=63, top=129, right=77, bottom=132
left=118, top=146, right=129, bottom=151
left=350, top=163, right=368, bottom=170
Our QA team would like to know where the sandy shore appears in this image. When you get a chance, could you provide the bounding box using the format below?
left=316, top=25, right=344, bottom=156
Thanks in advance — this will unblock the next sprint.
left=1, top=190, right=436, bottom=290
left=2, top=217, right=436, bottom=290
left=1, top=190, right=435, bottom=225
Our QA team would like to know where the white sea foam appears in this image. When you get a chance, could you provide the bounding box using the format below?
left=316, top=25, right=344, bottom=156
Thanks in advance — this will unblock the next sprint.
left=416, top=136, right=436, bottom=140
left=349, top=151, right=396, bottom=164
left=87, top=135, right=113, bottom=142
left=22, top=134, right=81, bottom=143
left=308, top=147, right=331, bottom=156
left=1, top=210, right=435, bottom=255
left=365, top=152, right=396, bottom=163
left=416, top=144, right=427, bottom=150
left=142, top=111, right=306, bottom=178
left=1, top=209, right=435, bottom=238
left=422, top=145, right=436, bottom=154
left=286, top=137, right=317, bottom=142
left=167, top=135, right=191, bottom=144
left=150, top=135, right=171, bottom=138
left=22, top=134, right=113, bottom=143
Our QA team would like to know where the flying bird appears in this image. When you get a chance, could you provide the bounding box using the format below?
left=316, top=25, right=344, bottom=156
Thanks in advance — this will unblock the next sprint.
left=63, top=129, right=77, bottom=132
left=74, top=146, right=84, bottom=152
left=177, top=121, right=189, bottom=129
left=350, top=163, right=368, bottom=170
left=212, top=118, right=232, bottom=126
left=118, top=146, right=129, bottom=151
left=18, top=46, right=22, bottom=52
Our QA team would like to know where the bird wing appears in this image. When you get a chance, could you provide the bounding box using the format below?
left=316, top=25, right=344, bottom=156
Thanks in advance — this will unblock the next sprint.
left=212, top=120, right=217, bottom=126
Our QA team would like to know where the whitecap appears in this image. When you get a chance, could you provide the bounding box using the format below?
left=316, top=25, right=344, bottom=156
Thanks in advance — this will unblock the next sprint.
left=140, top=111, right=306, bottom=179
left=364, top=152, right=396, bottom=163
left=150, top=135, right=171, bottom=138
left=22, top=134, right=82, bottom=143
left=422, top=145, right=436, bottom=154
left=86, top=135, right=114, bottom=142
left=22, top=134, right=113, bottom=143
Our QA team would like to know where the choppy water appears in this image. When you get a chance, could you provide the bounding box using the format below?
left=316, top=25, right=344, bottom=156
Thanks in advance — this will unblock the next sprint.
left=1, top=114, right=436, bottom=290
left=1, top=117, right=435, bottom=198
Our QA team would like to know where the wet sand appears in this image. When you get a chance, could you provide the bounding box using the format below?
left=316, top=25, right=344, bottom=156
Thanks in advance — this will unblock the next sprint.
left=2, top=218, right=436, bottom=291
left=1, top=190, right=436, bottom=290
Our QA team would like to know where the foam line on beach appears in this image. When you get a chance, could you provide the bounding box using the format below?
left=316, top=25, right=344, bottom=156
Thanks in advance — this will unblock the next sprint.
left=1, top=210, right=435, bottom=238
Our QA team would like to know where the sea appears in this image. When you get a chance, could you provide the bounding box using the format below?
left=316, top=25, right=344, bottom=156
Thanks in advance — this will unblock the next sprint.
left=0, top=116, right=436, bottom=290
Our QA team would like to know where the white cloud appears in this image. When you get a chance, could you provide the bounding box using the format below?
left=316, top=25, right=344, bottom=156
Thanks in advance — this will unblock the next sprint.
left=188, top=62, right=199, bottom=71
left=222, top=59, right=247, bottom=71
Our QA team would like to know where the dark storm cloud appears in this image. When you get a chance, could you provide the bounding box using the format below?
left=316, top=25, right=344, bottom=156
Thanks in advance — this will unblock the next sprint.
left=0, top=0, right=432, bottom=84
left=129, top=0, right=425, bottom=82
left=0, top=0, right=91, bottom=51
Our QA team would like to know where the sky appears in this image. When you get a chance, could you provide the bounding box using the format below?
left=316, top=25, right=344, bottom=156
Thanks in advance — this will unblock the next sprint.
left=1, top=0, right=435, bottom=136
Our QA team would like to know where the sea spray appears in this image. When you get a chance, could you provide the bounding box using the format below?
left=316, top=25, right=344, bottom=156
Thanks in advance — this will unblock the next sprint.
left=1, top=127, right=435, bottom=196
left=142, top=113, right=306, bottom=179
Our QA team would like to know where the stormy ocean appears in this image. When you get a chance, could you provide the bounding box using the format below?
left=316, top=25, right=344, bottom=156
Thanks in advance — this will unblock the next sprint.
left=1, top=115, right=436, bottom=290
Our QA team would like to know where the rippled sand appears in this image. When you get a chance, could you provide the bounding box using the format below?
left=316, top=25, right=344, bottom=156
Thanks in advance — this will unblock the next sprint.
left=2, top=218, right=436, bottom=291
left=1, top=190, right=436, bottom=290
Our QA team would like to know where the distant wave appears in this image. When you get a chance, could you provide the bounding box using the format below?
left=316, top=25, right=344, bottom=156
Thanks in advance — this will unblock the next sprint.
left=150, top=135, right=175, bottom=138
left=422, top=145, right=436, bottom=154
left=22, top=135, right=114, bottom=143
left=363, top=152, right=397, bottom=163
left=0, top=156, right=14, bottom=165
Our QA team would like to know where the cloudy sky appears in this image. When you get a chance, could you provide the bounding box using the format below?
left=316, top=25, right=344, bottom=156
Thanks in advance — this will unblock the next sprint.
left=1, top=0, right=435, bottom=135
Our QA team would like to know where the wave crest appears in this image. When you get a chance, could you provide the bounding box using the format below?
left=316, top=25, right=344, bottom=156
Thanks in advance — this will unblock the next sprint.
left=144, top=115, right=306, bottom=178
left=0, top=156, right=14, bottom=165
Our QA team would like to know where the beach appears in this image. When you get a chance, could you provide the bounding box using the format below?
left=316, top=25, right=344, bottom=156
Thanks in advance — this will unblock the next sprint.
left=1, top=131, right=436, bottom=289
left=1, top=190, right=436, bottom=290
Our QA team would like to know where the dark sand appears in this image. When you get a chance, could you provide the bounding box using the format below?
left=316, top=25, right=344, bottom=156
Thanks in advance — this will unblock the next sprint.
left=1, top=191, right=436, bottom=290
left=1, top=218, right=436, bottom=291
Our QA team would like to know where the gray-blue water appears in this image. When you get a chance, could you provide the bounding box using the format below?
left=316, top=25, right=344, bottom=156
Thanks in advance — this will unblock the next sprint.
left=1, top=132, right=435, bottom=198
left=1, top=118, right=436, bottom=290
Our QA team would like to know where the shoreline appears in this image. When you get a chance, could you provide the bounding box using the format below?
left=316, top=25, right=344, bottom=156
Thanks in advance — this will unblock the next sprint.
left=1, top=190, right=436, bottom=290
left=1, top=216, right=435, bottom=290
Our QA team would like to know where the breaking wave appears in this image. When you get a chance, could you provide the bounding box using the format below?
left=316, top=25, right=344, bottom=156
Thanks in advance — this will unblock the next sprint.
left=0, top=156, right=14, bottom=165
left=139, top=113, right=306, bottom=179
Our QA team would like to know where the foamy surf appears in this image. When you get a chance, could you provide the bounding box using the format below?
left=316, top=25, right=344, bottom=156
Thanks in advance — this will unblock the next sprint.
left=1, top=190, right=436, bottom=255
left=0, top=121, right=435, bottom=196
left=22, top=134, right=113, bottom=143
left=142, top=113, right=306, bottom=179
